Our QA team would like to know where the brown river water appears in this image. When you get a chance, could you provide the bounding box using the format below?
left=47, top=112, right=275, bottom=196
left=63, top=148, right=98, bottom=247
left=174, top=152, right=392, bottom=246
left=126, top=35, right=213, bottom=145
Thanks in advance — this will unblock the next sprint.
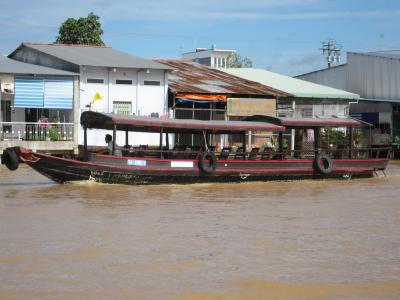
left=0, top=163, right=400, bottom=300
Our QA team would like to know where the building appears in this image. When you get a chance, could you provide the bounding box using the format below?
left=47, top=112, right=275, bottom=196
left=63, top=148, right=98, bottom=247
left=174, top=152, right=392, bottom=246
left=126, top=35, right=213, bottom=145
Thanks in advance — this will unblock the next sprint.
left=0, top=56, right=79, bottom=153
left=181, top=45, right=235, bottom=68
left=297, top=51, right=400, bottom=145
left=8, top=43, right=172, bottom=147
left=222, top=68, right=360, bottom=152
left=154, top=59, right=290, bottom=149
left=223, top=68, right=359, bottom=118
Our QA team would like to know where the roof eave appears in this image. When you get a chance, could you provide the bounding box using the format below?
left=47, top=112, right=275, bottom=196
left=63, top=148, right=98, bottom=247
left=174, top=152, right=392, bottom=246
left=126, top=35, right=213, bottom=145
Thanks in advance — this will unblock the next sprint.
left=294, top=93, right=359, bottom=100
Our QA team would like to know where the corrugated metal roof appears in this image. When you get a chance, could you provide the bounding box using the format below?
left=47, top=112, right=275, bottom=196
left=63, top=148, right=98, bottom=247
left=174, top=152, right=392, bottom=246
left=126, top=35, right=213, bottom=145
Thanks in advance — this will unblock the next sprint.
left=0, top=56, right=78, bottom=75
left=362, top=50, right=400, bottom=60
left=224, top=68, right=359, bottom=100
left=295, top=64, right=347, bottom=78
left=11, top=43, right=172, bottom=70
left=153, top=60, right=291, bottom=97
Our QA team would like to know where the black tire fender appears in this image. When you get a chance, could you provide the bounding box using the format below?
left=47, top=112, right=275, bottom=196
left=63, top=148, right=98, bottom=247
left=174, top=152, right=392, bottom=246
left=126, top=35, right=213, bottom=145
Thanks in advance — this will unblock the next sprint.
left=198, top=152, right=217, bottom=174
left=2, top=148, right=19, bottom=171
left=314, top=153, right=333, bottom=175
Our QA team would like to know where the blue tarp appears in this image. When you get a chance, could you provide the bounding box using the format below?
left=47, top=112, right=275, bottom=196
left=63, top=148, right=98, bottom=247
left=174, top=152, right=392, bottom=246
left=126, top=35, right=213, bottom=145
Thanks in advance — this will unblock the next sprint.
left=176, top=98, right=224, bottom=104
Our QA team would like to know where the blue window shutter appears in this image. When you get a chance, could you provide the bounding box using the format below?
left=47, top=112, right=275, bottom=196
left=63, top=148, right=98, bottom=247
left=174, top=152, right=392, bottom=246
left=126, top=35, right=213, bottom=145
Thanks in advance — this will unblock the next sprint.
left=14, top=76, right=44, bottom=108
left=44, top=77, right=73, bottom=109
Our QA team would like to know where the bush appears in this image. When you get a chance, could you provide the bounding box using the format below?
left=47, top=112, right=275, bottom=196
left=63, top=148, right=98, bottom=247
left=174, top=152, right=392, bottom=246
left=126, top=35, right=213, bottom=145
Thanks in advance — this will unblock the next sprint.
left=49, top=128, right=60, bottom=141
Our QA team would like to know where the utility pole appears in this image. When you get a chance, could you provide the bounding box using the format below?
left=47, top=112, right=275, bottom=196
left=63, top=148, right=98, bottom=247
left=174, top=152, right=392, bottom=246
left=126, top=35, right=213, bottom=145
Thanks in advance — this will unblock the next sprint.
left=320, top=39, right=341, bottom=68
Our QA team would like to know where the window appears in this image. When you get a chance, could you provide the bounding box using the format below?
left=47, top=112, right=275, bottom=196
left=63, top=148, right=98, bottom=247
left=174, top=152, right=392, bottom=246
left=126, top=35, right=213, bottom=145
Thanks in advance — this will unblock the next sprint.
left=116, top=79, right=132, bottom=85
left=113, top=101, right=132, bottom=115
left=302, top=107, right=313, bottom=118
left=87, top=78, right=104, bottom=84
left=143, top=80, right=160, bottom=86
left=14, top=76, right=73, bottom=109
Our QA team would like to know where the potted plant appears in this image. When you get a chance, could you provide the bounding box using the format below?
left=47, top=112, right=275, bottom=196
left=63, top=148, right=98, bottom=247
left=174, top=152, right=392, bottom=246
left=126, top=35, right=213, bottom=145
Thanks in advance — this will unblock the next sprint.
left=49, top=128, right=60, bottom=141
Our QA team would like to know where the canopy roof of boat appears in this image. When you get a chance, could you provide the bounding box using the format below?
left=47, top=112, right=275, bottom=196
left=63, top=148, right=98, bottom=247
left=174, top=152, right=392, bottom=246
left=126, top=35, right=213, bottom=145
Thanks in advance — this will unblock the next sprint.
left=80, top=111, right=285, bottom=133
left=244, top=115, right=365, bottom=128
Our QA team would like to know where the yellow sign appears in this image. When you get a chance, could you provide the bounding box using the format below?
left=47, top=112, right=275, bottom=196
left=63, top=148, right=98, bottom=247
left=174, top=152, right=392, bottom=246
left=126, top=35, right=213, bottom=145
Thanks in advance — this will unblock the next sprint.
left=92, top=92, right=103, bottom=104
left=227, top=98, right=276, bottom=117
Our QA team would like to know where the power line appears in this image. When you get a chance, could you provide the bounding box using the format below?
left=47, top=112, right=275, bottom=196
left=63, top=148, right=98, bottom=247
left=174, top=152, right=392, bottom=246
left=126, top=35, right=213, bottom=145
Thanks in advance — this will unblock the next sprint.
left=320, top=39, right=341, bottom=68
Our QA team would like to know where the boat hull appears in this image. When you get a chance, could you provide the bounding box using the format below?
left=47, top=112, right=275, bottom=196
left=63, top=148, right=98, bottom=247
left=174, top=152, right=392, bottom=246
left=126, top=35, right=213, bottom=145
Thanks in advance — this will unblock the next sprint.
left=14, top=149, right=389, bottom=185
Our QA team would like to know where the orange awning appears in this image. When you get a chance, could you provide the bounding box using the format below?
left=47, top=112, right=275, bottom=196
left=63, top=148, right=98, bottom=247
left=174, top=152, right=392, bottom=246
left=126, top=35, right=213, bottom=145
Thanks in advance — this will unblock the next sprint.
left=176, top=94, right=227, bottom=102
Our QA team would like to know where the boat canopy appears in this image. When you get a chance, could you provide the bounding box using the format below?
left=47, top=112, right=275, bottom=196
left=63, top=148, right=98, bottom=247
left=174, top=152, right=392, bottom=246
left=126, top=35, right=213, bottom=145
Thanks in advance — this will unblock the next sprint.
left=244, top=115, right=365, bottom=128
left=80, top=111, right=285, bottom=134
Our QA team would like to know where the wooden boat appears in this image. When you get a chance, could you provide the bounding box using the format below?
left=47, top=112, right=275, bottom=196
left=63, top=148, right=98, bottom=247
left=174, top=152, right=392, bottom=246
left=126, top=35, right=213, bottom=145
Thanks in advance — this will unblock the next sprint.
left=1, top=111, right=389, bottom=185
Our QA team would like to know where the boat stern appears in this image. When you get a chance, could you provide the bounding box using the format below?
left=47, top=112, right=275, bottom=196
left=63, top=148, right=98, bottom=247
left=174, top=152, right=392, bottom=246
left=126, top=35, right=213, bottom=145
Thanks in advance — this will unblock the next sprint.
left=1, top=146, right=38, bottom=171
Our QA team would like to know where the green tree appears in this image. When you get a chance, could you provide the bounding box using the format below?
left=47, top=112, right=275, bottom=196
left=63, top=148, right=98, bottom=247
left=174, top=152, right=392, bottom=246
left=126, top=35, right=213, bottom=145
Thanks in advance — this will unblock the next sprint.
left=55, top=12, right=105, bottom=46
left=226, top=52, right=253, bottom=68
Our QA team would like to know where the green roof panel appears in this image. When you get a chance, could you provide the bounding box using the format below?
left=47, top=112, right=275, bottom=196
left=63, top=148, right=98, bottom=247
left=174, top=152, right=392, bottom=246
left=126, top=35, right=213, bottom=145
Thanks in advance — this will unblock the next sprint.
left=223, top=68, right=359, bottom=100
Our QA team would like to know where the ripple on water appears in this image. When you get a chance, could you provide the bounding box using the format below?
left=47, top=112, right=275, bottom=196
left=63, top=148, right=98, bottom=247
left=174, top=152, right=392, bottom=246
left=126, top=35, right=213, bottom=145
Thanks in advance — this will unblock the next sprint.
left=0, top=163, right=399, bottom=300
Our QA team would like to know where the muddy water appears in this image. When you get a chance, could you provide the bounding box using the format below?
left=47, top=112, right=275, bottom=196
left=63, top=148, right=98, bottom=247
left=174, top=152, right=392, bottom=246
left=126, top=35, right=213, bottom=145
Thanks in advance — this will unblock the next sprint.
left=0, top=163, right=400, bottom=300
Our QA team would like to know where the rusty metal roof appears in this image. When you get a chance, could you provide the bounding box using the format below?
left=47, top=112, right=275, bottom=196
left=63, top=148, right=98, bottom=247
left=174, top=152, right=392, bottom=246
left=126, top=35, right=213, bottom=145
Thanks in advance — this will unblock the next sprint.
left=154, top=60, right=291, bottom=97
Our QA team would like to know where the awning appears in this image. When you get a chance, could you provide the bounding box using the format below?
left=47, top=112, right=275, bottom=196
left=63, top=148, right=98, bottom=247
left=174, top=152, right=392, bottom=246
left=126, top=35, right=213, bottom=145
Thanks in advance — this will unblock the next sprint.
left=175, top=94, right=227, bottom=102
left=81, top=111, right=285, bottom=134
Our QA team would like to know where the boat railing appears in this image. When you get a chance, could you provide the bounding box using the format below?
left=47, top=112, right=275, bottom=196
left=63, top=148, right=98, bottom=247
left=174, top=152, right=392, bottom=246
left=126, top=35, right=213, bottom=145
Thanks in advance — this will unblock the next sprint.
left=115, top=146, right=391, bottom=160
left=0, top=122, right=74, bottom=142
left=282, top=147, right=391, bottom=160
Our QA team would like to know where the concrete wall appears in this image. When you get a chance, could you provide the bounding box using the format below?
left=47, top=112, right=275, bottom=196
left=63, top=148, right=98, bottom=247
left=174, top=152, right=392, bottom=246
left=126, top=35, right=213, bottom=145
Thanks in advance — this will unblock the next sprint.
left=79, top=66, right=168, bottom=147
left=0, top=74, right=13, bottom=87
left=182, top=50, right=234, bottom=68
left=0, top=140, right=75, bottom=153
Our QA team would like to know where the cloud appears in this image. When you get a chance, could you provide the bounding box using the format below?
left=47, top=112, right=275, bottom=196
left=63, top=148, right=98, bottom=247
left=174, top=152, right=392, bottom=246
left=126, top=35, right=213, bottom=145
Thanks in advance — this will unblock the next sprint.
left=1, top=0, right=399, bottom=73
left=2, top=0, right=398, bottom=28
left=251, top=50, right=326, bottom=76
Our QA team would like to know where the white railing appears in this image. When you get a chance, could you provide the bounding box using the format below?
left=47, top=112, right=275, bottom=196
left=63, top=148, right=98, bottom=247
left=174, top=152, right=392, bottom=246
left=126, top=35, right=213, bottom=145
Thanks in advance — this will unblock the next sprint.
left=0, top=122, right=74, bottom=141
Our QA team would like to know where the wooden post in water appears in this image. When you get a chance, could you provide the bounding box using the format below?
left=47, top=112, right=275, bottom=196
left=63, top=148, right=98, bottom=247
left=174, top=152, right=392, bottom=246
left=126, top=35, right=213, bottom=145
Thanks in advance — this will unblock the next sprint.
left=348, top=127, right=353, bottom=159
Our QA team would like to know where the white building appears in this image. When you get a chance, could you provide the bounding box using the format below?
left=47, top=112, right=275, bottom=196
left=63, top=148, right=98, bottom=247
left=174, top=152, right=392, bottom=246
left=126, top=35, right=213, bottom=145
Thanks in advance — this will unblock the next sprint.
left=9, top=43, right=172, bottom=147
left=0, top=56, right=79, bottom=153
left=182, top=45, right=235, bottom=68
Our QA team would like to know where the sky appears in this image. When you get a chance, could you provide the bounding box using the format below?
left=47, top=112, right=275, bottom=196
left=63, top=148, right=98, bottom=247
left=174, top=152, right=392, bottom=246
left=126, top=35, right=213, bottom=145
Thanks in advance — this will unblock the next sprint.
left=1, top=0, right=400, bottom=76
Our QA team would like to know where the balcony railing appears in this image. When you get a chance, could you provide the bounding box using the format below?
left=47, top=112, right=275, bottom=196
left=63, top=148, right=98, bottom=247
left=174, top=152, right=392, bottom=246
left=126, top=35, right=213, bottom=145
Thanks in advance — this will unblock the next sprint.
left=0, top=122, right=74, bottom=141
